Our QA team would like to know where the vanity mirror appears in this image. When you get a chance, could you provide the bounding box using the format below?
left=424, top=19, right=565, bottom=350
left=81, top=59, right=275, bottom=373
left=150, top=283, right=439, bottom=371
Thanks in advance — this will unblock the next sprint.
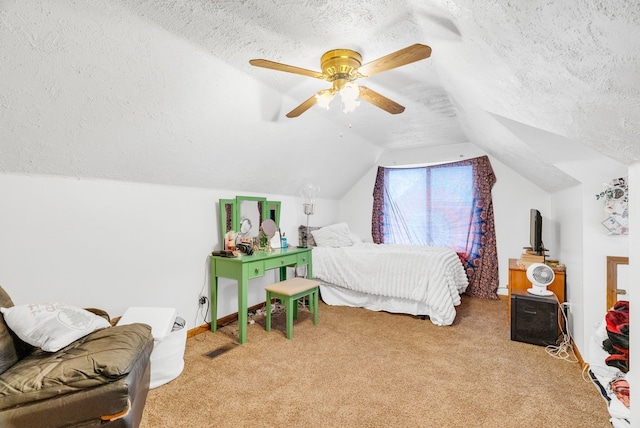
left=237, top=196, right=264, bottom=239
left=219, top=196, right=281, bottom=246
left=261, top=218, right=277, bottom=252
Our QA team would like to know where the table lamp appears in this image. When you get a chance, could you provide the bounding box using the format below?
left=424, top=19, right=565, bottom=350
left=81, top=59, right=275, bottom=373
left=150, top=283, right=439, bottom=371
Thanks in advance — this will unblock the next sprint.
left=300, top=183, right=320, bottom=247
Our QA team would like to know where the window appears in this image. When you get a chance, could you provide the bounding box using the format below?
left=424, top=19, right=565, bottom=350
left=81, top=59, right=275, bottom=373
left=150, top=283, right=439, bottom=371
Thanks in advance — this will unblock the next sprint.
left=372, top=155, right=499, bottom=299
left=381, top=164, right=474, bottom=252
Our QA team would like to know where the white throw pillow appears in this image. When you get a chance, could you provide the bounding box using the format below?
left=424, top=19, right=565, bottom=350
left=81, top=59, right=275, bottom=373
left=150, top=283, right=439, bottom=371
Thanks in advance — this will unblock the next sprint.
left=0, top=303, right=111, bottom=352
left=311, top=222, right=354, bottom=247
left=349, top=232, right=363, bottom=244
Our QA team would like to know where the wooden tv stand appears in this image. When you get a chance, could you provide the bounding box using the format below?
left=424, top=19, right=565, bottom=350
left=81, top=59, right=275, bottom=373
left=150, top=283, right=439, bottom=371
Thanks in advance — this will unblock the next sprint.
left=507, top=258, right=566, bottom=322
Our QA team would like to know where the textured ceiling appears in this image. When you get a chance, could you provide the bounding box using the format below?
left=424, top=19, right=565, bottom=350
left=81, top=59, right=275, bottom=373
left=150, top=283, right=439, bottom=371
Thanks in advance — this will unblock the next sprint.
left=0, top=0, right=638, bottom=198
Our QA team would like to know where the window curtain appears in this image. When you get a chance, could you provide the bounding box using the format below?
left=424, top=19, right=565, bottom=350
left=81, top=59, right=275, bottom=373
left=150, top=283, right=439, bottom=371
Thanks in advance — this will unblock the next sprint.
left=372, top=155, right=499, bottom=299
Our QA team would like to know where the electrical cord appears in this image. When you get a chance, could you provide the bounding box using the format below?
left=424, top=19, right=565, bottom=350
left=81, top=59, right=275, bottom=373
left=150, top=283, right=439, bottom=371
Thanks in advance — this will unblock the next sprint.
left=545, top=302, right=577, bottom=362
left=194, top=296, right=210, bottom=342
left=193, top=256, right=212, bottom=342
left=246, top=302, right=286, bottom=325
left=582, top=363, right=592, bottom=382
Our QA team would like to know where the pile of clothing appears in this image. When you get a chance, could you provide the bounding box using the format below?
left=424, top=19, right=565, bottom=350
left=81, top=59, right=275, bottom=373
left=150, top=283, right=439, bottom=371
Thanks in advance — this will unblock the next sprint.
left=602, top=300, right=630, bottom=409
left=587, top=299, right=630, bottom=428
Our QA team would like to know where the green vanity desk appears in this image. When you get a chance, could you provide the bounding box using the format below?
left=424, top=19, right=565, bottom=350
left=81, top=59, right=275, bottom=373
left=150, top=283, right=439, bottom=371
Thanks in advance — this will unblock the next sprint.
left=209, top=246, right=313, bottom=344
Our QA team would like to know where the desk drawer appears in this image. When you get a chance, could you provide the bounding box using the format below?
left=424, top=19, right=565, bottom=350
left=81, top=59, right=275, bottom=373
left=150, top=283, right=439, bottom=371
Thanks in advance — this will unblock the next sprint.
left=297, top=252, right=310, bottom=266
left=247, top=262, right=264, bottom=279
left=264, top=254, right=298, bottom=270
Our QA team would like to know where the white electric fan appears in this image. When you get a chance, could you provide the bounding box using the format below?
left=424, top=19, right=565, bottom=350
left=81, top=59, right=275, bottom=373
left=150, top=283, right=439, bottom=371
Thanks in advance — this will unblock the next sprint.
left=526, top=263, right=555, bottom=296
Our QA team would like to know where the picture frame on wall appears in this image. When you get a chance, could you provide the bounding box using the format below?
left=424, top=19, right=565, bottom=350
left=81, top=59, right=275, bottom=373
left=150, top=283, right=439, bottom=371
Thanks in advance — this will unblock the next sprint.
left=601, top=217, right=624, bottom=235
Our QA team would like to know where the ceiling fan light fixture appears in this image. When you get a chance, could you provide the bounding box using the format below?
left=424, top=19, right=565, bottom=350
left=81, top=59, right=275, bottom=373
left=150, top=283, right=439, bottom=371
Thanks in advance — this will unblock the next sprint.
left=315, top=90, right=334, bottom=110
left=250, top=44, right=431, bottom=117
left=342, top=98, right=360, bottom=113
left=340, top=82, right=361, bottom=113
left=340, top=82, right=359, bottom=101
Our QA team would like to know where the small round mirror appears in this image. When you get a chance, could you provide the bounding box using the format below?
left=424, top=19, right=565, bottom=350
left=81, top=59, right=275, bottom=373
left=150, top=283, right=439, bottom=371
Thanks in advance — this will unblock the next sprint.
left=262, top=219, right=277, bottom=239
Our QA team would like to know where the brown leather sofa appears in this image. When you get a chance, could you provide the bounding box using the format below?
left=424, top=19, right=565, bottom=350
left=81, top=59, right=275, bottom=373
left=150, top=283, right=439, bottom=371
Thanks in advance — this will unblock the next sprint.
left=0, top=286, right=154, bottom=427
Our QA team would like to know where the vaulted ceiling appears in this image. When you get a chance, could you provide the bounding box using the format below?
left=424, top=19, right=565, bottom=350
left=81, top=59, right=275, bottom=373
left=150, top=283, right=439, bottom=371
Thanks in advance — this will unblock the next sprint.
left=1, top=1, right=638, bottom=198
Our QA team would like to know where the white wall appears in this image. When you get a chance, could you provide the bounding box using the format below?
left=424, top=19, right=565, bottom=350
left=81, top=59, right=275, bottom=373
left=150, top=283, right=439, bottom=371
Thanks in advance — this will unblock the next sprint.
left=0, top=173, right=339, bottom=329
left=552, top=157, right=628, bottom=353
left=550, top=185, right=584, bottom=350
left=339, top=142, right=551, bottom=295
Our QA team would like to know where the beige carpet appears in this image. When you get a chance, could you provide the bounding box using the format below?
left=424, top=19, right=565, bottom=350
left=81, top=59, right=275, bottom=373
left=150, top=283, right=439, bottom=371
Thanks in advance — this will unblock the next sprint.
left=140, top=296, right=611, bottom=427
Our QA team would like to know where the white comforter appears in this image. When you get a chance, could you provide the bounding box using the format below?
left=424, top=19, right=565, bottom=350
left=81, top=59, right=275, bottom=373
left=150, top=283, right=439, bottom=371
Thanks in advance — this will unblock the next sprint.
left=312, top=243, right=469, bottom=326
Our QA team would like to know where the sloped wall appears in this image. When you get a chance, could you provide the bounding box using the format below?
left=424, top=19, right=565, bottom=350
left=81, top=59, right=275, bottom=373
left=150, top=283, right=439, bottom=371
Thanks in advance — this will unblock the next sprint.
left=0, top=173, right=339, bottom=327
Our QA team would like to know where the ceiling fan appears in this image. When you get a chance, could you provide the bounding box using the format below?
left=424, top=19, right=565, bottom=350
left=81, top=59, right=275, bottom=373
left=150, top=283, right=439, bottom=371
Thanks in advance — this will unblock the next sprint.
left=249, top=43, right=432, bottom=118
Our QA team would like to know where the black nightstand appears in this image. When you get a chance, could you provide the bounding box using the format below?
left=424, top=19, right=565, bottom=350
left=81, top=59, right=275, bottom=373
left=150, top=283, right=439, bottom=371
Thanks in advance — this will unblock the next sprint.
left=510, top=289, right=560, bottom=346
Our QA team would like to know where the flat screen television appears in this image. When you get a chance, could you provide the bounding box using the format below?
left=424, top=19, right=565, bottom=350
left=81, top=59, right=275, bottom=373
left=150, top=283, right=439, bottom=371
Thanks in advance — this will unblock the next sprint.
left=530, top=209, right=544, bottom=255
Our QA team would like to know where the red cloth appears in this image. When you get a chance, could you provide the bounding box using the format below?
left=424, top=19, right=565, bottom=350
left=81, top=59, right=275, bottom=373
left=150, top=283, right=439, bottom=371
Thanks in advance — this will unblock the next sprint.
left=611, top=378, right=630, bottom=408
left=603, top=300, right=629, bottom=373
left=606, top=300, right=629, bottom=336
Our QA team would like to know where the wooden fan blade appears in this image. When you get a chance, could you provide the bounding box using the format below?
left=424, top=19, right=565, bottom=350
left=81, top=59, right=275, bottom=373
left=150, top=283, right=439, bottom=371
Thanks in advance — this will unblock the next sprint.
left=358, top=86, right=405, bottom=114
left=249, top=59, right=324, bottom=79
left=286, top=93, right=319, bottom=118
left=357, top=44, right=432, bottom=78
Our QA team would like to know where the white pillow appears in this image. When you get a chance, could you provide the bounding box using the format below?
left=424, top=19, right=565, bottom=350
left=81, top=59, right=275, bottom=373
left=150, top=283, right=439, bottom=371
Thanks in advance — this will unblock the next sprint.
left=0, top=303, right=111, bottom=352
left=350, top=232, right=363, bottom=244
left=311, top=222, right=354, bottom=247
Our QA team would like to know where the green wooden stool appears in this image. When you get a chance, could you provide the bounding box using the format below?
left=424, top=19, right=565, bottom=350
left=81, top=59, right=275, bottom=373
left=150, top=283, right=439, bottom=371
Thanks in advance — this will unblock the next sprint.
left=265, top=277, right=319, bottom=339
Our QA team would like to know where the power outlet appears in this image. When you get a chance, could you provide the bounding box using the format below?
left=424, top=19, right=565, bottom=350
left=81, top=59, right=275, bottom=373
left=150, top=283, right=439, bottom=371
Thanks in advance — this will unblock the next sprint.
left=199, top=296, right=208, bottom=305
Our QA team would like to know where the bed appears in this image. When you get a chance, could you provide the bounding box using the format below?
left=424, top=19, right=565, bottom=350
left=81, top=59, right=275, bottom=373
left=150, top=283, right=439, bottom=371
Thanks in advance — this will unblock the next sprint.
left=305, top=223, right=469, bottom=326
